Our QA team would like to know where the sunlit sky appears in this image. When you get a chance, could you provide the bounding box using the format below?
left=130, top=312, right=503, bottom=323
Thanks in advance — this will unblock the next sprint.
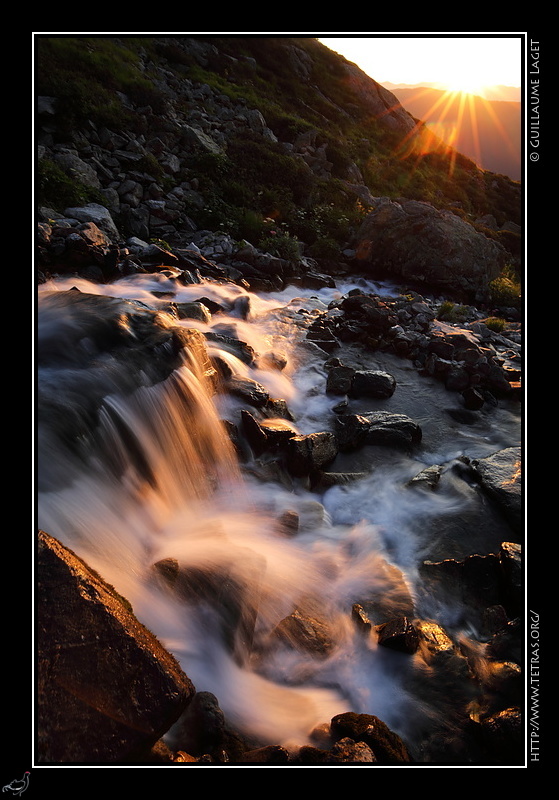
left=317, top=35, right=523, bottom=97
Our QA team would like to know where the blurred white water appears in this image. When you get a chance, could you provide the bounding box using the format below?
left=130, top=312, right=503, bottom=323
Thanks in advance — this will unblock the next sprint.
left=36, top=273, right=521, bottom=752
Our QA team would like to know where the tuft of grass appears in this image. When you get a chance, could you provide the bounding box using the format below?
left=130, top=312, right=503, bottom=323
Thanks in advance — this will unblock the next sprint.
left=489, top=267, right=522, bottom=310
left=436, top=301, right=474, bottom=323
left=484, top=316, right=507, bottom=332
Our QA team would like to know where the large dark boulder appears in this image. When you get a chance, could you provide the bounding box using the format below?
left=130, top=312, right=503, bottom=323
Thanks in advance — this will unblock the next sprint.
left=37, top=530, right=196, bottom=764
left=352, top=198, right=506, bottom=301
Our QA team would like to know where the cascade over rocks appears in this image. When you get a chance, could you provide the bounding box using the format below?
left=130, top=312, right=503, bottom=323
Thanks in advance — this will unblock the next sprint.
left=35, top=36, right=523, bottom=767
left=36, top=280, right=523, bottom=765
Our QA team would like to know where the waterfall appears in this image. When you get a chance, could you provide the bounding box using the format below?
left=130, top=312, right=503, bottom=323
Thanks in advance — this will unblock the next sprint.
left=36, top=273, right=522, bottom=756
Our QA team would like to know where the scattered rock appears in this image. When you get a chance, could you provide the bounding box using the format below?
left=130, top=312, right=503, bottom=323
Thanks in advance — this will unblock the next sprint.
left=350, top=369, right=397, bottom=399
left=470, top=447, right=522, bottom=532
left=271, top=609, right=336, bottom=658
left=376, top=616, right=420, bottom=654
left=335, top=411, right=422, bottom=450
left=330, top=712, right=412, bottom=764
left=286, top=431, right=338, bottom=476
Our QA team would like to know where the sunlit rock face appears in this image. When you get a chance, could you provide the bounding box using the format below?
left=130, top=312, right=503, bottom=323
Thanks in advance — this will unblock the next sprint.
left=340, top=62, right=418, bottom=134
left=352, top=198, right=506, bottom=302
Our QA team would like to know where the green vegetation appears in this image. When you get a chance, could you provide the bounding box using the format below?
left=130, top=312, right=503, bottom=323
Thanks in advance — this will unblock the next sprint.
left=37, top=157, right=105, bottom=209
left=436, top=301, right=475, bottom=323
left=484, top=316, right=507, bottom=332
left=258, top=226, right=301, bottom=261
left=36, top=37, right=161, bottom=133
left=149, top=238, right=172, bottom=252
left=489, top=267, right=522, bottom=310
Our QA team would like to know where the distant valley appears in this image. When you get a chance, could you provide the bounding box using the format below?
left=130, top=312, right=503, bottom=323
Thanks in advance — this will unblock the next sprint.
left=384, top=84, right=521, bottom=181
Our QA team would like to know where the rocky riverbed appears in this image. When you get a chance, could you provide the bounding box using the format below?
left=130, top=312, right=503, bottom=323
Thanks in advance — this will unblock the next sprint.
left=36, top=214, right=523, bottom=766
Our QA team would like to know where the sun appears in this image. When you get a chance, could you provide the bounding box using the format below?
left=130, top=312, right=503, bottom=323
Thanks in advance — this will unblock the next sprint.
left=436, top=78, right=490, bottom=99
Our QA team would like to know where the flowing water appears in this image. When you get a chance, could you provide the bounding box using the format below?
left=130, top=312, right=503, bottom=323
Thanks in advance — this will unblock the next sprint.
left=36, top=271, right=522, bottom=760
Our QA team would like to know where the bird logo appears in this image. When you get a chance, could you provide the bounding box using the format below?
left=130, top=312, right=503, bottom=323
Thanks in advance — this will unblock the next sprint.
left=2, top=773, right=30, bottom=796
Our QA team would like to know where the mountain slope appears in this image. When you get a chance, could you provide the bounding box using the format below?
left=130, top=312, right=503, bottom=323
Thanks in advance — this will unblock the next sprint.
left=35, top=36, right=521, bottom=273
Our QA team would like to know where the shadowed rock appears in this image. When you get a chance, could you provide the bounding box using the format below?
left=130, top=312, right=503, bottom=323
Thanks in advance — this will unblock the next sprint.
left=352, top=198, right=506, bottom=301
left=37, top=530, right=195, bottom=764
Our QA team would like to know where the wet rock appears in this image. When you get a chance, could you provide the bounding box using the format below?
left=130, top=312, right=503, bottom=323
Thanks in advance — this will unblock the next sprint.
left=462, top=386, right=485, bottom=410
left=335, top=411, right=422, bottom=451
left=263, top=398, right=295, bottom=421
left=470, top=447, right=522, bottom=533
left=407, top=464, right=442, bottom=490
left=499, top=542, right=522, bottom=616
left=259, top=417, right=299, bottom=447
left=237, top=745, right=290, bottom=764
left=311, top=471, right=368, bottom=491
left=168, top=691, right=225, bottom=758
left=353, top=561, right=415, bottom=626
left=415, top=619, right=461, bottom=664
left=419, top=552, right=508, bottom=631
left=240, top=409, right=269, bottom=455
left=350, top=369, right=397, bottom=399
left=277, top=509, right=300, bottom=536
left=462, top=553, right=503, bottom=609
left=330, top=712, right=411, bottom=764
left=326, top=364, right=355, bottom=395
left=445, top=365, right=471, bottom=392
left=326, top=738, right=377, bottom=763
left=306, top=327, right=340, bottom=353
left=486, top=618, right=522, bottom=665
left=351, top=603, right=373, bottom=635
left=340, top=293, right=398, bottom=334
left=152, top=557, right=180, bottom=586
left=301, top=270, right=336, bottom=290
left=286, top=431, right=338, bottom=476
left=171, top=300, right=212, bottom=323
left=481, top=661, right=522, bottom=701
left=376, top=616, right=420, bottom=654
left=272, top=609, right=336, bottom=658
left=205, top=331, right=256, bottom=365
left=291, top=745, right=332, bottom=764
left=194, top=296, right=226, bottom=315
left=259, top=350, right=288, bottom=371
left=482, top=604, right=509, bottom=636
left=227, top=377, right=270, bottom=407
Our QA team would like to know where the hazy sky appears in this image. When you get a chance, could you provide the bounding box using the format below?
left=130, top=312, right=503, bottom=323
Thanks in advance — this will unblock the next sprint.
left=318, top=35, right=523, bottom=95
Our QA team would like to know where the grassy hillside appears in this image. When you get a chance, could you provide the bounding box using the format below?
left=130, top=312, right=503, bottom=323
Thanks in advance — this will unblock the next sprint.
left=35, top=36, right=521, bottom=271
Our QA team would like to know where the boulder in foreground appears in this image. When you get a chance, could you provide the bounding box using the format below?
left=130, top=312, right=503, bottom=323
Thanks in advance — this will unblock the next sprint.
left=37, top=530, right=196, bottom=764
